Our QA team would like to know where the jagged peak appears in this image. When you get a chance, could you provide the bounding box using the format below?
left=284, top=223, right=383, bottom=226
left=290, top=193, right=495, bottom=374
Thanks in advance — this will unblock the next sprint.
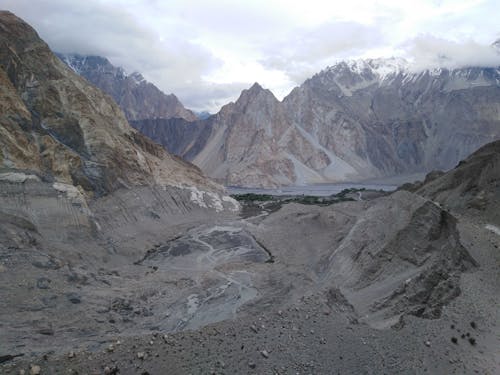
left=249, top=82, right=263, bottom=91
left=236, top=82, right=278, bottom=104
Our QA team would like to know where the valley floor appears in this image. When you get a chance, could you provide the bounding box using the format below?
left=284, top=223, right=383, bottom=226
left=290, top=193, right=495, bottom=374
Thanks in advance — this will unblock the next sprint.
left=1, top=188, right=499, bottom=375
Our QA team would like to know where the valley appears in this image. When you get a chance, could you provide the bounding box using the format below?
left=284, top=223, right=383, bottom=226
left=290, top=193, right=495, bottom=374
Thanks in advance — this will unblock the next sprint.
left=0, top=8, right=499, bottom=375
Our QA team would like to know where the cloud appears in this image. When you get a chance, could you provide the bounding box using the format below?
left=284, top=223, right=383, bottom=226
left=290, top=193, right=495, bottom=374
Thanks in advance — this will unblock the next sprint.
left=403, top=35, right=500, bottom=71
left=260, top=21, right=386, bottom=83
left=2, top=0, right=222, bottom=108
left=173, top=82, right=251, bottom=112
left=3, top=0, right=500, bottom=111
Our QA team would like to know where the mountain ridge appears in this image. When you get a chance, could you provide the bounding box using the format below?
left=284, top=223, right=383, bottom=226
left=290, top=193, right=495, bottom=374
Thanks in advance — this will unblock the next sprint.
left=57, top=52, right=197, bottom=122
left=132, top=55, right=500, bottom=187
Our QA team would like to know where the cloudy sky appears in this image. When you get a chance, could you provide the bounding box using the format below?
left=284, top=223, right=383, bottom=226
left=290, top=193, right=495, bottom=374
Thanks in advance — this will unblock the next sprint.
left=3, top=0, right=500, bottom=112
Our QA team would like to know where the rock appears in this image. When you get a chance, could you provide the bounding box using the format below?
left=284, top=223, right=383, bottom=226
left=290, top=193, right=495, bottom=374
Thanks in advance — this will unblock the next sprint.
left=36, top=278, right=51, bottom=290
left=37, top=328, right=54, bottom=336
left=250, top=325, right=258, bottom=333
left=68, top=351, right=75, bottom=358
left=66, top=293, right=82, bottom=304
left=425, top=341, right=431, bottom=347
left=19, top=370, right=25, bottom=375
left=29, top=364, right=41, bottom=375
left=137, top=352, right=146, bottom=360
left=260, top=350, right=269, bottom=358
left=248, top=361, right=256, bottom=369
left=107, top=344, right=115, bottom=352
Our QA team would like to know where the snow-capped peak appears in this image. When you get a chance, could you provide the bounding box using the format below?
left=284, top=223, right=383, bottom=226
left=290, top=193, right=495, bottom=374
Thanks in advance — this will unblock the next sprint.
left=326, top=57, right=409, bottom=81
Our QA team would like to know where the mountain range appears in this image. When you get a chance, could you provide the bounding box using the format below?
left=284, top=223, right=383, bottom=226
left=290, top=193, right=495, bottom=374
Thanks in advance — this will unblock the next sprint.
left=2, top=11, right=500, bottom=375
left=125, top=57, right=500, bottom=187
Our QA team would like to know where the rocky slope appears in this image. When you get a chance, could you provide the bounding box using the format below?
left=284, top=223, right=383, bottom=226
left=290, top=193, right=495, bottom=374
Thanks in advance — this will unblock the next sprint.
left=3, top=180, right=498, bottom=374
left=135, top=58, right=500, bottom=187
left=57, top=53, right=197, bottom=122
left=0, top=10, right=239, bottom=361
left=0, top=11, right=225, bottom=196
left=417, top=139, right=500, bottom=226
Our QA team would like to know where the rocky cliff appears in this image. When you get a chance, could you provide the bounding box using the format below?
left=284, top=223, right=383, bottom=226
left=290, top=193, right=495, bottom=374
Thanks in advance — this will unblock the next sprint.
left=0, top=11, right=223, bottom=196
left=135, top=58, right=500, bottom=188
left=57, top=53, right=197, bottom=122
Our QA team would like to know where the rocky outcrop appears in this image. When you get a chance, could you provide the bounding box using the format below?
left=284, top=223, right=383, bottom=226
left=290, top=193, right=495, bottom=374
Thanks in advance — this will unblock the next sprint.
left=57, top=53, right=197, bottom=122
left=0, top=11, right=220, bottom=196
left=135, top=58, right=500, bottom=188
left=417, top=139, right=500, bottom=225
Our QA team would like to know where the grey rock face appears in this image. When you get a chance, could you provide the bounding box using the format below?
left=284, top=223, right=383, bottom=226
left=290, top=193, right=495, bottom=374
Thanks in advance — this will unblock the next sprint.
left=56, top=53, right=197, bottom=122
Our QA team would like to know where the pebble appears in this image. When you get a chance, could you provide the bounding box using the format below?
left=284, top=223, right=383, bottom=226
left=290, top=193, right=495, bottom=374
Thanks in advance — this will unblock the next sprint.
left=250, top=325, right=258, bottom=333
left=261, top=350, right=269, bottom=358
left=248, top=361, right=256, bottom=369
left=29, top=365, right=41, bottom=375
left=107, top=344, right=115, bottom=352
left=19, top=370, right=25, bottom=375
left=68, top=351, right=75, bottom=358
left=137, top=352, right=146, bottom=360
left=425, top=340, right=431, bottom=347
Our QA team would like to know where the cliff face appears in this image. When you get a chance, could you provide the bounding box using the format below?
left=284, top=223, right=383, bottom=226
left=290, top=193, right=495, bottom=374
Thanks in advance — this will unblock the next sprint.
left=134, top=59, right=500, bottom=188
left=57, top=53, right=197, bottom=122
left=0, top=11, right=218, bottom=195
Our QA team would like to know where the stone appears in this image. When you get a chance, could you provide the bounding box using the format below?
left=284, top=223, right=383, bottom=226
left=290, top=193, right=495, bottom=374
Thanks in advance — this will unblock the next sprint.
left=66, top=293, right=82, bottom=304
left=29, top=364, right=41, bottom=375
left=260, top=350, right=269, bottom=358
left=137, top=352, right=146, bottom=360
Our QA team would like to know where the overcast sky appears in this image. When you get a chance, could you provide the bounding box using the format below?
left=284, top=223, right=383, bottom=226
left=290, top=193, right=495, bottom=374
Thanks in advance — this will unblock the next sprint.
left=3, top=0, right=500, bottom=112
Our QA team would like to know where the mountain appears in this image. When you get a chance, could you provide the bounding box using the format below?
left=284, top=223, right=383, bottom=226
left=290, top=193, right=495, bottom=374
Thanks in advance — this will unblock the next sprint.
left=57, top=53, right=197, bottom=122
left=0, top=12, right=224, bottom=196
left=133, top=58, right=500, bottom=187
left=2, top=13, right=498, bottom=373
